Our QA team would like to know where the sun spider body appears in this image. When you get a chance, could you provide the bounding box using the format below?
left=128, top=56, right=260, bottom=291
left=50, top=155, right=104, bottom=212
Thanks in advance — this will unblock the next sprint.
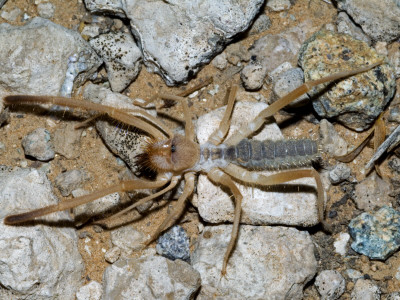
left=3, top=61, right=381, bottom=275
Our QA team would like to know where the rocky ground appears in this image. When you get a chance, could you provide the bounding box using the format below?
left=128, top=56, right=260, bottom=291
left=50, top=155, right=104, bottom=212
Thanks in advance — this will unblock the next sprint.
left=0, top=0, right=400, bottom=299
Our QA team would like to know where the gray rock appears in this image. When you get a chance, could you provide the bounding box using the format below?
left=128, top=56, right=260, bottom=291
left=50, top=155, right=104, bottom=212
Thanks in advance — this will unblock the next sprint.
left=240, top=63, right=267, bottom=90
left=225, top=43, right=251, bottom=65
left=0, top=106, right=9, bottom=126
left=0, top=17, right=101, bottom=98
left=53, top=122, right=83, bottom=159
left=387, top=292, right=400, bottom=300
left=350, top=279, right=380, bottom=300
left=193, top=101, right=321, bottom=227
left=54, top=169, right=89, bottom=197
left=329, top=163, right=351, bottom=184
left=319, top=119, right=348, bottom=157
left=102, top=256, right=201, bottom=300
left=353, top=172, right=391, bottom=211
left=388, top=42, right=400, bottom=78
left=315, top=270, right=346, bottom=300
left=266, top=0, right=291, bottom=11
left=37, top=2, right=55, bottom=19
left=192, top=225, right=317, bottom=299
left=104, top=246, right=121, bottom=264
left=389, top=157, right=400, bottom=173
left=22, top=128, right=55, bottom=161
left=85, top=0, right=263, bottom=85
left=388, top=106, right=400, bottom=123
left=212, top=52, right=228, bottom=70
left=156, top=225, right=190, bottom=263
left=76, top=281, right=102, bottom=300
left=336, top=12, right=371, bottom=45
left=273, top=67, right=309, bottom=106
left=0, top=168, right=84, bottom=299
left=246, top=20, right=316, bottom=79
left=110, top=225, right=148, bottom=256
left=345, top=269, right=363, bottom=281
left=349, top=206, right=400, bottom=260
left=299, top=29, right=396, bottom=131
left=0, top=7, right=21, bottom=22
left=82, top=83, right=152, bottom=174
left=248, top=14, right=271, bottom=35
left=337, top=0, right=400, bottom=42
left=89, top=32, right=142, bottom=92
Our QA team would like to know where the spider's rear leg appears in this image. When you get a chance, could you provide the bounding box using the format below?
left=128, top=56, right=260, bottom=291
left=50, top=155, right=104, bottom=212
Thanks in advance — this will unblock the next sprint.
left=222, top=164, right=325, bottom=224
left=207, top=167, right=243, bottom=276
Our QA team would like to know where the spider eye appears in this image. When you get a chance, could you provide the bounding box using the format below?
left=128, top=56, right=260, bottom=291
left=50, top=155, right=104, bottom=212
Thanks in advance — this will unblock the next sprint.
left=171, top=144, right=176, bottom=153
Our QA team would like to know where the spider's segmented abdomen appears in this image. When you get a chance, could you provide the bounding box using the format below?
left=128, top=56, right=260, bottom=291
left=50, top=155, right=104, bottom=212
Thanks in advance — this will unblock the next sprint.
left=229, top=138, right=320, bottom=170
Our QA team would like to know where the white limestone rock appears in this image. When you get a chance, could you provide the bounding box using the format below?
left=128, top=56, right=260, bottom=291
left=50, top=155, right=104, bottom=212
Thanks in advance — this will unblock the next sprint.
left=192, top=225, right=317, bottom=299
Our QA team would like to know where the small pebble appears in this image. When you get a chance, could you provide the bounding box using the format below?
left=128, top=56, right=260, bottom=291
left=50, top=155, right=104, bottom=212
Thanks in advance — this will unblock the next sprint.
left=76, top=281, right=102, bottom=300
left=54, top=169, right=89, bottom=197
left=111, top=226, right=148, bottom=255
left=22, top=128, right=55, bottom=161
left=240, top=63, right=267, bottom=90
left=212, top=52, right=228, bottom=70
left=387, top=292, right=400, bottom=300
left=319, top=119, right=348, bottom=157
left=349, top=206, right=400, bottom=260
left=333, top=232, right=350, bottom=256
left=353, top=172, right=391, bottom=211
left=249, top=14, right=271, bottom=35
left=345, top=269, right=363, bottom=281
left=37, top=2, right=55, bottom=19
left=329, top=163, right=351, bottom=184
left=105, top=246, right=121, bottom=264
left=272, top=67, right=308, bottom=106
left=315, top=270, right=346, bottom=300
left=156, top=225, right=190, bottom=262
left=267, top=0, right=291, bottom=11
left=350, top=279, right=380, bottom=300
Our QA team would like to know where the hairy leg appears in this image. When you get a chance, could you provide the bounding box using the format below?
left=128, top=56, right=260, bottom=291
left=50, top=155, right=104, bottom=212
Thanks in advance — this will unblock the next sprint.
left=4, top=174, right=172, bottom=225
left=207, top=167, right=243, bottom=276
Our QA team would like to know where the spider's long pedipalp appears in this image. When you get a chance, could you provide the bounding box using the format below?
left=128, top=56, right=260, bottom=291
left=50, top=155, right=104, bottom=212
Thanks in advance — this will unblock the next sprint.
left=207, top=167, right=243, bottom=276
left=3, top=95, right=168, bottom=140
left=4, top=176, right=171, bottom=225
left=225, top=61, right=383, bottom=145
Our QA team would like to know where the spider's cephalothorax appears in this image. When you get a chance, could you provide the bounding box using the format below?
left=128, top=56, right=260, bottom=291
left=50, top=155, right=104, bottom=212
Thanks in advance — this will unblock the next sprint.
left=3, top=61, right=382, bottom=276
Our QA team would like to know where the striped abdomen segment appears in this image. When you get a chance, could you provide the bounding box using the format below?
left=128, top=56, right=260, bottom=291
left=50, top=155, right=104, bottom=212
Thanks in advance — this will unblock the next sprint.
left=229, top=138, right=319, bottom=170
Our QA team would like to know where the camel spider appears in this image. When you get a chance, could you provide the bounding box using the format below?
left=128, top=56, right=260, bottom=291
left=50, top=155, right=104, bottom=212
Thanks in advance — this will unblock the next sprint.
left=3, top=61, right=381, bottom=276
